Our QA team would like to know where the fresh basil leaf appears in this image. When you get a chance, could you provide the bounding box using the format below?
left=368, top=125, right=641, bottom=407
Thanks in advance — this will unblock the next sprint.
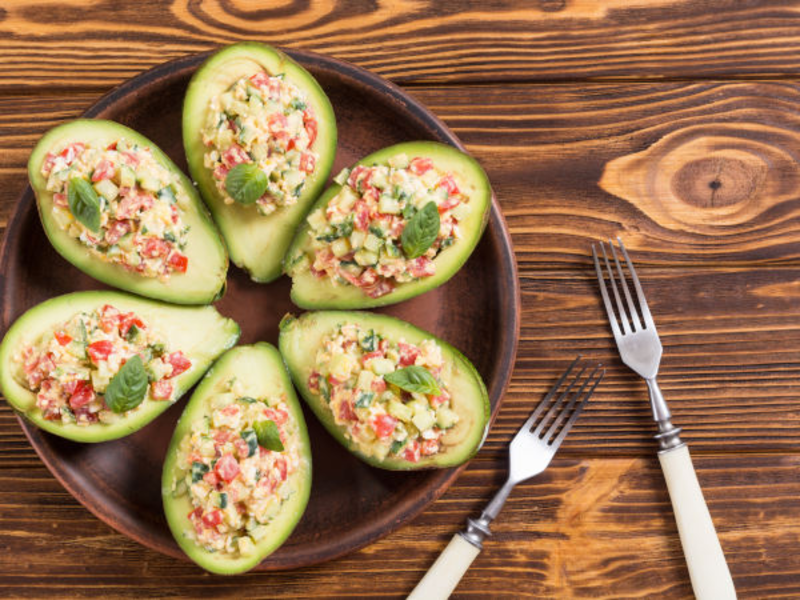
left=67, top=177, right=101, bottom=232
left=191, top=461, right=209, bottom=483
left=104, top=355, right=148, bottom=413
left=384, top=365, right=442, bottom=396
left=225, top=163, right=267, bottom=205
left=401, top=201, right=440, bottom=259
left=241, top=429, right=258, bottom=457
left=254, top=419, right=284, bottom=452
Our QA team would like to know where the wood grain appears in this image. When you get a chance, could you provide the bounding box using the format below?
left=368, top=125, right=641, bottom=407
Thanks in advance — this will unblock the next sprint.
left=2, top=1, right=800, bottom=90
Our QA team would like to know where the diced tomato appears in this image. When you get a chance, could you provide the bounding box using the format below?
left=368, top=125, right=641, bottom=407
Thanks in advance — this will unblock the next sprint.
left=62, top=380, right=79, bottom=395
left=430, top=392, right=450, bottom=408
left=87, top=340, right=114, bottom=363
left=54, top=331, right=72, bottom=346
left=233, top=437, right=251, bottom=459
left=266, top=78, right=282, bottom=100
left=202, top=471, right=219, bottom=487
left=308, top=371, right=320, bottom=393
left=357, top=268, right=378, bottom=288
left=59, top=143, right=85, bottom=166
left=188, top=507, right=203, bottom=521
left=437, top=174, right=460, bottom=196
left=91, top=159, right=115, bottom=182
left=421, top=439, right=440, bottom=456
left=371, top=378, right=387, bottom=393
left=68, top=380, right=95, bottom=409
left=409, top=157, right=433, bottom=176
left=264, top=407, right=288, bottom=425
left=215, top=454, right=240, bottom=483
left=272, top=130, right=290, bottom=150
left=213, top=164, right=230, bottom=181
left=42, top=153, right=57, bottom=176
left=99, top=304, right=120, bottom=333
left=361, top=351, right=383, bottom=364
left=73, top=405, right=99, bottom=423
left=328, top=375, right=343, bottom=387
left=120, top=151, right=140, bottom=167
left=165, top=351, right=191, bottom=378
left=364, top=279, right=394, bottom=299
left=354, top=201, right=370, bottom=231
left=104, top=219, right=131, bottom=246
left=118, top=312, right=145, bottom=337
left=275, top=456, right=288, bottom=481
left=402, top=440, right=421, bottom=463
left=151, top=379, right=173, bottom=400
left=267, top=113, right=289, bottom=132
left=106, top=142, right=117, bottom=151
left=338, top=400, right=357, bottom=422
left=53, top=192, right=68, bottom=208
left=299, top=152, right=316, bottom=173
left=398, top=342, right=420, bottom=367
left=116, top=193, right=153, bottom=219
left=201, top=509, right=223, bottom=529
left=222, top=144, right=249, bottom=167
left=286, top=137, right=297, bottom=151
left=388, top=217, right=405, bottom=237
left=170, top=205, right=180, bottom=224
left=214, top=429, right=235, bottom=446
left=140, top=236, right=171, bottom=259
left=167, top=251, right=188, bottom=273
left=347, top=166, right=370, bottom=190
left=304, top=116, right=318, bottom=146
left=249, top=71, right=270, bottom=88
left=407, top=256, right=435, bottom=279
left=372, top=414, right=398, bottom=439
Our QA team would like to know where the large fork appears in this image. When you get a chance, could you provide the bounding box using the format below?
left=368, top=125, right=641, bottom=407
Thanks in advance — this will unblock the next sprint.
left=593, top=238, right=736, bottom=600
left=408, top=358, right=603, bottom=600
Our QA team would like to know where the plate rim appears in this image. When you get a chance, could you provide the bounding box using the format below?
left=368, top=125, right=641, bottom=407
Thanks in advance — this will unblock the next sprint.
left=0, top=47, right=521, bottom=570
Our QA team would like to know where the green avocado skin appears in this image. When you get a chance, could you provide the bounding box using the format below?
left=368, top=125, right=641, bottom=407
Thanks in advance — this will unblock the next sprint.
left=279, top=311, right=490, bottom=471
left=0, top=291, right=240, bottom=443
left=161, top=343, right=312, bottom=575
left=183, top=42, right=337, bottom=283
left=283, top=141, right=492, bottom=309
left=28, top=119, right=229, bottom=305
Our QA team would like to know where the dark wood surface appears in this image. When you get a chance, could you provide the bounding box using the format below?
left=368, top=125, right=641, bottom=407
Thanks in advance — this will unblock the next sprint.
left=1, top=2, right=799, bottom=598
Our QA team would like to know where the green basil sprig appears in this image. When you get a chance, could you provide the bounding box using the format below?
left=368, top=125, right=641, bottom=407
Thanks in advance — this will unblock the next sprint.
left=384, top=365, right=442, bottom=396
left=225, top=163, right=267, bottom=205
left=254, top=419, right=284, bottom=452
left=401, top=201, right=440, bottom=259
left=67, top=177, right=101, bottom=232
left=104, top=355, right=148, bottom=413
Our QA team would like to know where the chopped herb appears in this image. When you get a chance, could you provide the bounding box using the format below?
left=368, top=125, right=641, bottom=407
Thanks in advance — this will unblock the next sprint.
left=355, top=391, right=375, bottom=408
left=359, top=329, right=376, bottom=352
left=218, top=492, right=228, bottom=509
left=289, top=98, right=307, bottom=111
left=239, top=396, right=257, bottom=404
left=368, top=225, right=385, bottom=239
left=163, top=231, right=177, bottom=243
left=125, top=323, right=140, bottom=342
left=390, top=440, right=406, bottom=454
left=191, top=461, right=209, bottom=483
left=240, top=429, right=258, bottom=457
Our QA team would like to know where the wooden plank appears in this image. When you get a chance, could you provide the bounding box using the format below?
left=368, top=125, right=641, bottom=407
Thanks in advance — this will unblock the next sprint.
left=3, top=82, right=800, bottom=266
left=0, top=455, right=797, bottom=598
left=1, top=1, right=800, bottom=90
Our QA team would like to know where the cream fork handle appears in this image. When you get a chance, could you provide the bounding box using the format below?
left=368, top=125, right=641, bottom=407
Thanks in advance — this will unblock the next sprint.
left=407, top=534, right=480, bottom=600
left=659, top=445, right=737, bottom=600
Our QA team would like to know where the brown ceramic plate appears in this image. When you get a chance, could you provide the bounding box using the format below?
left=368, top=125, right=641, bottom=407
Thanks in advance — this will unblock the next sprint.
left=0, top=50, right=519, bottom=570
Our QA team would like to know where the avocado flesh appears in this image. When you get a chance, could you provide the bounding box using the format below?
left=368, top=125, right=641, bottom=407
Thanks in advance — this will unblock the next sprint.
left=28, top=119, right=229, bottom=305
left=162, top=343, right=312, bottom=574
left=183, top=42, right=337, bottom=283
left=283, top=141, right=491, bottom=309
left=0, top=291, right=240, bottom=442
left=279, top=311, right=489, bottom=470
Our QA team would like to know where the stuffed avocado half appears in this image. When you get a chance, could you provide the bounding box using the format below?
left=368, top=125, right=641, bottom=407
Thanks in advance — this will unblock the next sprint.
left=28, top=119, right=228, bottom=305
left=162, top=343, right=312, bottom=574
left=279, top=311, right=489, bottom=470
left=183, top=42, right=337, bottom=283
left=283, top=141, right=491, bottom=309
left=0, top=291, right=240, bottom=442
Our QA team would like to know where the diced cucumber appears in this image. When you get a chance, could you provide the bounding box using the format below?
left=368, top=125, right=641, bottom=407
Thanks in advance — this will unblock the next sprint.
left=354, top=249, right=378, bottom=266
left=356, top=370, right=374, bottom=391
left=138, top=174, right=161, bottom=193
left=283, top=169, right=305, bottom=190
left=335, top=186, right=359, bottom=212
left=333, top=168, right=351, bottom=186
left=378, top=194, right=401, bottom=215
left=436, top=406, right=459, bottom=429
left=330, top=238, right=351, bottom=257
left=158, top=187, right=176, bottom=204
left=412, top=407, right=436, bottom=432
left=119, top=165, right=136, bottom=188
left=388, top=399, right=413, bottom=421
left=349, top=230, right=366, bottom=249
left=329, top=353, right=357, bottom=381
left=388, top=153, right=409, bottom=169
left=370, top=170, right=389, bottom=190
left=94, top=179, right=119, bottom=202
left=237, top=536, right=256, bottom=556
left=306, top=209, right=327, bottom=232
left=370, top=358, right=395, bottom=376
left=118, top=232, right=135, bottom=253
left=363, top=234, right=382, bottom=253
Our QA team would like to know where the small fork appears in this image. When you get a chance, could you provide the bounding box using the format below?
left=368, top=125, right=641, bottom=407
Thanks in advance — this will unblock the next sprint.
left=408, top=358, right=603, bottom=600
left=593, top=238, right=736, bottom=600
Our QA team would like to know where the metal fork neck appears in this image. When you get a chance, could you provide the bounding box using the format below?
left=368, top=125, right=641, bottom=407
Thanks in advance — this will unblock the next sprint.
left=460, top=478, right=515, bottom=549
left=646, top=378, right=684, bottom=452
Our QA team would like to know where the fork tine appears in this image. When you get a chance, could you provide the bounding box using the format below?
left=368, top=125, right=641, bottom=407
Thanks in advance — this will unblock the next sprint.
left=609, top=240, right=642, bottom=332
left=532, top=364, right=588, bottom=438
left=517, top=356, right=581, bottom=435
left=599, top=242, right=631, bottom=334
left=550, top=367, right=604, bottom=450
left=542, top=364, right=602, bottom=442
left=592, top=245, right=622, bottom=339
left=617, top=237, right=655, bottom=330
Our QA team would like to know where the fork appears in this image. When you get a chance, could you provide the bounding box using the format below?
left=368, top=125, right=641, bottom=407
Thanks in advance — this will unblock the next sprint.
left=408, top=358, right=603, bottom=600
left=593, top=238, right=736, bottom=600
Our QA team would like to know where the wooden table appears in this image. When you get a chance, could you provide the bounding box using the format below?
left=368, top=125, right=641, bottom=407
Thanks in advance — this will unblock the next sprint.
left=1, top=2, right=799, bottom=597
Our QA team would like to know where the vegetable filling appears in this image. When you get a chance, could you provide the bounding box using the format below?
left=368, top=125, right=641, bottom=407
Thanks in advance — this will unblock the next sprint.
left=308, top=323, right=460, bottom=462
left=41, top=139, right=191, bottom=280
left=171, top=381, right=302, bottom=556
left=202, top=71, right=319, bottom=215
left=17, top=304, right=191, bottom=425
left=295, top=154, right=470, bottom=299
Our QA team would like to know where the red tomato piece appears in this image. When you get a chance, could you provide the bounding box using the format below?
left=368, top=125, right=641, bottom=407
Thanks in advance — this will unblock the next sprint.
left=371, top=378, right=387, bottom=394
left=150, top=379, right=173, bottom=400
left=304, top=116, right=318, bottom=146
left=59, top=143, right=85, bottom=165
left=437, top=174, right=460, bottom=196
left=233, top=437, right=251, bottom=459
left=438, top=195, right=461, bottom=213
left=275, top=456, right=288, bottom=481
left=87, top=340, right=114, bottom=363
left=361, top=351, right=383, bottom=364
left=118, top=312, right=145, bottom=337
left=91, top=159, right=115, bottom=182
left=299, top=152, right=316, bottom=173
left=222, top=144, right=249, bottom=167
left=104, top=219, right=131, bottom=246
left=308, top=371, right=320, bottom=393
left=202, top=471, right=219, bottom=487
left=73, top=405, right=99, bottom=423
left=121, top=151, right=140, bottom=167
left=267, top=113, right=289, bottom=132
left=372, top=414, right=398, bottom=439
left=42, top=153, right=57, bottom=176
left=188, top=507, right=203, bottom=521
left=167, top=251, right=188, bottom=273
left=213, top=164, right=230, bottom=181
left=69, top=380, right=95, bottom=409
left=409, top=157, right=433, bottom=176
left=249, top=72, right=270, bottom=88
left=201, top=509, right=223, bottom=529
left=430, top=392, right=450, bottom=408
left=140, top=237, right=171, bottom=259
left=398, top=342, right=420, bottom=367
left=357, top=268, right=378, bottom=288
left=53, top=192, right=68, bottom=208
left=354, top=201, right=370, bottom=231
left=364, top=279, right=394, bottom=299
left=264, top=407, right=288, bottom=425
left=106, top=142, right=117, bottom=151
left=402, top=440, right=421, bottom=463
left=338, top=400, right=357, bottom=422
left=347, top=166, right=370, bottom=190
left=328, top=374, right=343, bottom=387
left=165, top=351, right=191, bottom=378
left=407, top=256, right=435, bottom=279
left=421, top=439, right=440, bottom=456
left=215, top=454, right=240, bottom=483
left=116, top=193, right=153, bottom=219
left=54, top=331, right=72, bottom=346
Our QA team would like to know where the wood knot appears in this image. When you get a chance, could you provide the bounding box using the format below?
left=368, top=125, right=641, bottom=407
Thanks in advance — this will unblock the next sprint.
left=539, top=0, right=567, bottom=12
left=598, top=123, right=798, bottom=233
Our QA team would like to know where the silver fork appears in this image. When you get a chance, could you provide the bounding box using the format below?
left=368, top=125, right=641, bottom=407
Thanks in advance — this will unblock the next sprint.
left=408, top=358, right=603, bottom=600
left=593, top=238, right=736, bottom=600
